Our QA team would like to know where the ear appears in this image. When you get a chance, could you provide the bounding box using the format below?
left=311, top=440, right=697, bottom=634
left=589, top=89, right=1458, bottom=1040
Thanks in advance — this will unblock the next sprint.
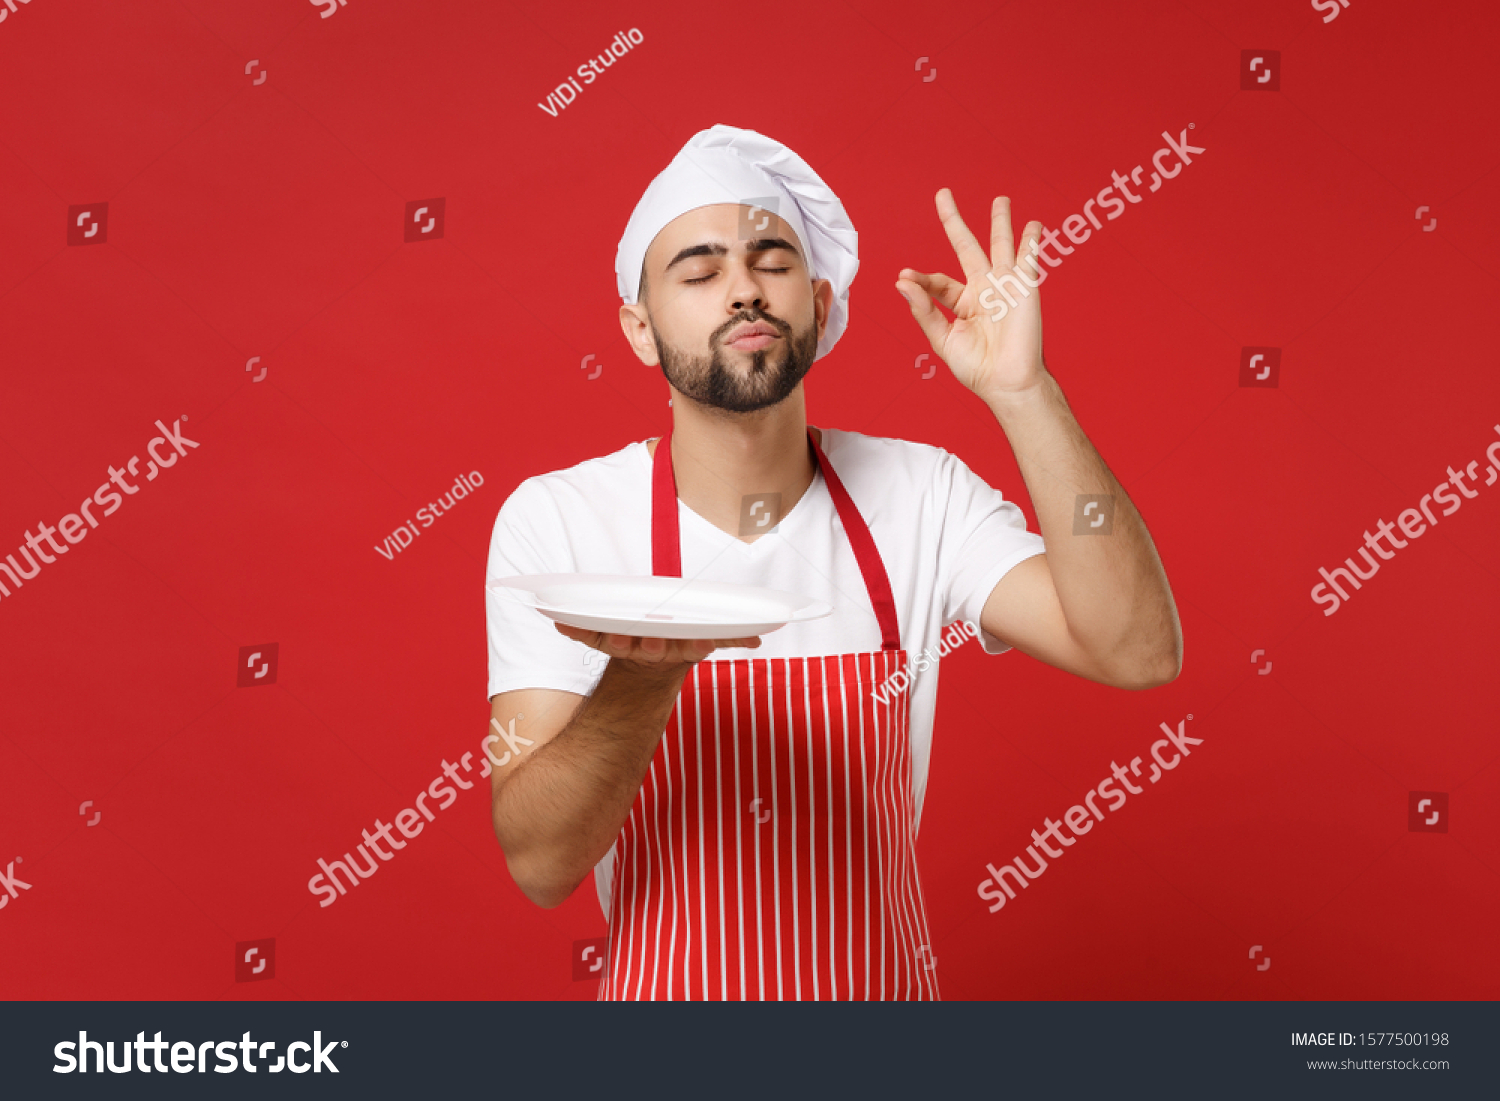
left=811, top=278, right=833, bottom=344
left=618, top=302, right=660, bottom=367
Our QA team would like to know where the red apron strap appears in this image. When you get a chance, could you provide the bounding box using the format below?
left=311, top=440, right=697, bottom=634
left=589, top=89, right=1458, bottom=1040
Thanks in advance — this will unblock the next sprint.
left=651, top=427, right=683, bottom=578
left=810, top=430, right=901, bottom=652
left=650, top=426, right=901, bottom=650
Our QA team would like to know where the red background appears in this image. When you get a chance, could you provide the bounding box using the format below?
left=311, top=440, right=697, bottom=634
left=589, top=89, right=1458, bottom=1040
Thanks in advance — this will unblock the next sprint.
left=1, top=0, right=1496, bottom=1001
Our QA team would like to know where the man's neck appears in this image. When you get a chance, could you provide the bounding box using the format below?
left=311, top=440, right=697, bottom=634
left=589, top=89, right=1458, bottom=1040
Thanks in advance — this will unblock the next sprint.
left=647, top=388, right=819, bottom=544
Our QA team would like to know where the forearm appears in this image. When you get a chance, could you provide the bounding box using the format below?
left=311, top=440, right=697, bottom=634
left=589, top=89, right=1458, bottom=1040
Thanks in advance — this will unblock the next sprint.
left=986, top=370, right=1181, bottom=682
left=494, top=659, right=687, bottom=907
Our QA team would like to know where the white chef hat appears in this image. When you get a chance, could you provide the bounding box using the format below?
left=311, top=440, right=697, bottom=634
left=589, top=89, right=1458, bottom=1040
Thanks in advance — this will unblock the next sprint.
left=615, top=124, right=859, bottom=361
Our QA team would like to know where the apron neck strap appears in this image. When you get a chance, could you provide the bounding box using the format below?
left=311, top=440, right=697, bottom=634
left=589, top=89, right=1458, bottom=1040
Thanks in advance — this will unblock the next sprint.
left=651, top=425, right=901, bottom=651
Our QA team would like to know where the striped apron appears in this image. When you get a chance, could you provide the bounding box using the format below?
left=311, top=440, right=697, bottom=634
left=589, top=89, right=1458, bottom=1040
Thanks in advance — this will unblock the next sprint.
left=598, top=426, right=939, bottom=1000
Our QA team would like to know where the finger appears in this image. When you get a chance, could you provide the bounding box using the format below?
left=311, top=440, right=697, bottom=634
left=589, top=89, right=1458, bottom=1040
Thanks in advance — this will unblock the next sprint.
left=934, top=188, right=992, bottom=283
left=990, top=196, right=1015, bottom=271
left=554, top=621, right=604, bottom=650
left=896, top=274, right=952, bottom=353
left=1017, top=219, right=1042, bottom=254
left=1016, top=220, right=1045, bottom=293
left=899, top=269, right=964, bottom=314
left=600, top=633, right=635, bottom=657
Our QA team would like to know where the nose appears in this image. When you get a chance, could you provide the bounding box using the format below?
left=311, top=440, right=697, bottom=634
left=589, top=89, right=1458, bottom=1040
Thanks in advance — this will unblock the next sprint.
left=725, top=258, right=769, bottom=313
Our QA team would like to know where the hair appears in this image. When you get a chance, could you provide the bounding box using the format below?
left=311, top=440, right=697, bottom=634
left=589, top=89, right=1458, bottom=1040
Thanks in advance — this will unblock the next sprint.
left=637, top=261, right=649, bottom=309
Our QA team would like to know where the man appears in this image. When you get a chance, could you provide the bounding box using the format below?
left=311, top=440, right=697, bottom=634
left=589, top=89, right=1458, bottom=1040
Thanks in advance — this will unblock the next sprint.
left=485, top=124, right=1181, bottom=1001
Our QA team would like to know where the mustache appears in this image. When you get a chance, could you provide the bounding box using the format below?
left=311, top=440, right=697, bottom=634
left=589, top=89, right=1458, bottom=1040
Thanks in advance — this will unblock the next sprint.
left=714, top=311, right=789, bottom=344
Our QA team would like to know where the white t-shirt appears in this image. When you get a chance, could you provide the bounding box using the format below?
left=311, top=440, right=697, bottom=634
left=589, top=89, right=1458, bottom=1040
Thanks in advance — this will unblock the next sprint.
left=484, top=427, right=1046, bottom=906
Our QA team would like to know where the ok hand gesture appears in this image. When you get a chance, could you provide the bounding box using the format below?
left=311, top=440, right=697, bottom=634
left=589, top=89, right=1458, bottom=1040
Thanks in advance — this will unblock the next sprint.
left=896, top=191, right=1049, bottom=403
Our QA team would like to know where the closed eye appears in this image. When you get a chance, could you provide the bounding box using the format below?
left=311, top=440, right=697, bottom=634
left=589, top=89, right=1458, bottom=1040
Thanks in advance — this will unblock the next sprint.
left=685, top=267, right=791, bottom=285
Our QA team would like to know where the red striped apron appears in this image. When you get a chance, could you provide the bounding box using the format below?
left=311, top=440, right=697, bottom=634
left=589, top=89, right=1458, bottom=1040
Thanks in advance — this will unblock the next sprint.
left=598, top=426, right=939, bottom=1000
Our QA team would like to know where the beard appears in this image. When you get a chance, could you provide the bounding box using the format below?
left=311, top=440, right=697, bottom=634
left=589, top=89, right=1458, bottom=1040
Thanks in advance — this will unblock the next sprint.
left=652, top=309, right=819, bottom=413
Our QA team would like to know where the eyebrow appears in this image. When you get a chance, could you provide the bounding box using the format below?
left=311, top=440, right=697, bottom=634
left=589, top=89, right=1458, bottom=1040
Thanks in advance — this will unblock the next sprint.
left=661, top=237, right=802, bottom=276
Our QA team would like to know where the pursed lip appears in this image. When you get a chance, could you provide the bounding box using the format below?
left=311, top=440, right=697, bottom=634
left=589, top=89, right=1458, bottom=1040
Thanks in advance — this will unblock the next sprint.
left=724, top=321, right=780, bottom=345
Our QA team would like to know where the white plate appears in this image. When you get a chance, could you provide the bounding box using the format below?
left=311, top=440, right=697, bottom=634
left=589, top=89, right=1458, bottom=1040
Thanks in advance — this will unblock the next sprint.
left=488, top=573, right=833, bottom=639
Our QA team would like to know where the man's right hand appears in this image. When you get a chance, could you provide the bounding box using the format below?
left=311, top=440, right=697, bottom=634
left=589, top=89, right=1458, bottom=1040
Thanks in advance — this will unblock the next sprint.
left=489, top=621, right=764, bottom=908
left=551, top=620, right=763, bottom=676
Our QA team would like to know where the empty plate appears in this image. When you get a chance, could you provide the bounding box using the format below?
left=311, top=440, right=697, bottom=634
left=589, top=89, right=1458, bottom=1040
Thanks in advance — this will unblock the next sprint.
left=489, top=573, right=833, bottom=639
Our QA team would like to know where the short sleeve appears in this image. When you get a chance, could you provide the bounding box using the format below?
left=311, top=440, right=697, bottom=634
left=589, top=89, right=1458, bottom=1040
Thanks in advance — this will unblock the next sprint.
left=938, top=450, right=1047, bottom=655
left=485, top=478, right=605, bottom=699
